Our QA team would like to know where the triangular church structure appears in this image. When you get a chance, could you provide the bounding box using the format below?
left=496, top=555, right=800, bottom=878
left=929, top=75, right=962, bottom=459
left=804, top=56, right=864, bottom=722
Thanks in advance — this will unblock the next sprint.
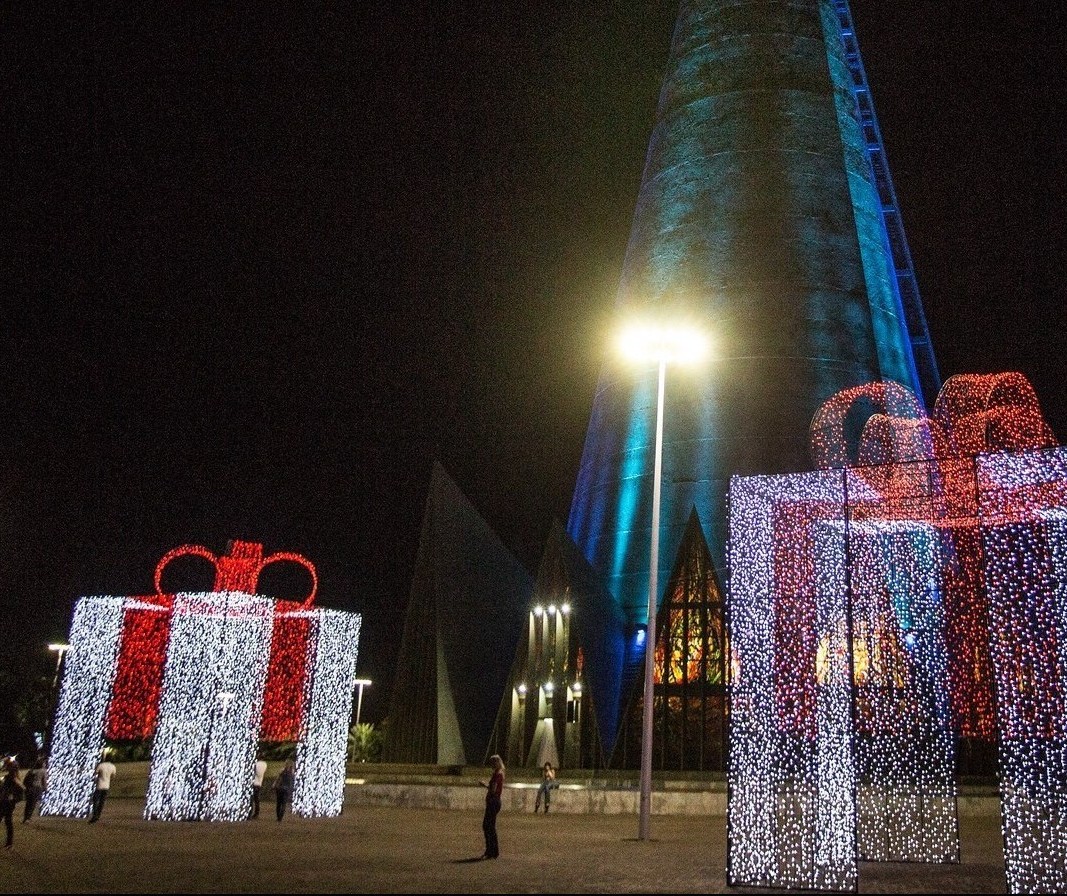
left=487, top=520, right=621, bottom=768
left=383, top=462, right=532, bottom=765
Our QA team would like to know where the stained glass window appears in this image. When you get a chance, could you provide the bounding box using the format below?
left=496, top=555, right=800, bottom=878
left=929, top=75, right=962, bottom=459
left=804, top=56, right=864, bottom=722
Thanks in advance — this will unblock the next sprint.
left=617, top=508, right=728, bottom=771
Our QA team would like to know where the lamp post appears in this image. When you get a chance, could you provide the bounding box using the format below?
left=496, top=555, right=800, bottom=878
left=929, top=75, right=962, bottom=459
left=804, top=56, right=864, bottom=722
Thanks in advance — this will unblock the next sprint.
left=44, top=643, right=71, bottom=756
left=353, top=678, right=372, bottom=728
left=201, top=690, right=234, bottom=819
left=618, top=321, right=708, bottom=842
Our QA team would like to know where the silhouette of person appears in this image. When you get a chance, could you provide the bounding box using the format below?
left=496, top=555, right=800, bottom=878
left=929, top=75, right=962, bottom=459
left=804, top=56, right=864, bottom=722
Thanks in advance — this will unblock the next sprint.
left=0, top=758, right=24, bottom=848
left=274, top=758, right=295, bottom=822
left=250, top=755, right=267, bottom=819
left=479, top=754, right=505, bottom=859
left=22, top=759, right=46, bottom=823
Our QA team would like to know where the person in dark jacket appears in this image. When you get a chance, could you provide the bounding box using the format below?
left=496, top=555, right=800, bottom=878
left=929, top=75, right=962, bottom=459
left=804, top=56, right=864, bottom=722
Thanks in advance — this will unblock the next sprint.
left=274, top=758, right=296, bottom=821
left=22, top=759, right=46, bottom=823
left=479, top=754, right=505, bottom=859
left=0, top=758, right=24, bottom=849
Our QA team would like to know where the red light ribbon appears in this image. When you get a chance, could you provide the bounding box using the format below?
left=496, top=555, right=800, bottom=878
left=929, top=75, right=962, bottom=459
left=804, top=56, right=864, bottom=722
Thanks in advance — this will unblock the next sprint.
left=153, top=540, right=318, bottom=607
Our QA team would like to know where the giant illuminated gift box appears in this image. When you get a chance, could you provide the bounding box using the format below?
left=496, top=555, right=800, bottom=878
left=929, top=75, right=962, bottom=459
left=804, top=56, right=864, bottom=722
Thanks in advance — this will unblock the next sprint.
left=727, top=373, right=1065, bottom=894
left=42, top=541, right=362, bottom=822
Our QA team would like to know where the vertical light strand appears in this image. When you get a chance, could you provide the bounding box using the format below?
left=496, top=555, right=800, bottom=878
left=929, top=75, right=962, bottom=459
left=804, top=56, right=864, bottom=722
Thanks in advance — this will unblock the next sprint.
left=812, top=515, right=856, bottom=891
left=145, top=592, right=273, bottom=821
left=847, top=510, right=959, bottom=864
left=41, top=596, right=126, bottom=818
left=293, top=608, right=362, bottom=817
left=727, top=469, right=856, bottom=891
left=979, top=448, right=1067, bottom=894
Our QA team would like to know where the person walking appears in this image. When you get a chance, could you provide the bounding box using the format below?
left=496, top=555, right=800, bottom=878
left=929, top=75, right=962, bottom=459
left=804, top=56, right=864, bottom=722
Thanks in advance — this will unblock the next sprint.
left=89, top=751, right=117, bottom=823
left=274, top=758, right=295, bottom=822
left=479, top=754, right=505, bottom=859
left=21, top=759, right=46, bottom=823
left=250, top=754, right=268, bottom=820
left=533, top=761, right=557, bottom=814
left=0, top=759, right=24, bottom=849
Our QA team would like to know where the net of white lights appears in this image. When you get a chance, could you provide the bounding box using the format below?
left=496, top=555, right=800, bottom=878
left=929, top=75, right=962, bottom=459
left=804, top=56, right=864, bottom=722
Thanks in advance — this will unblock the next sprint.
left=978, top=447, right=1067, bottom=895
left=145, top=592, right=274, bottom=822
left=727, top=470, right=856, bottom=892
left=292, top=608, right=362, bottom=818
left=811, top=513, right=856, bottom=890
left=845, top=496, right=958, bottom=864
left=40, top=596, right=127, bottom=818
left=727, top=467, right=962, bottom=892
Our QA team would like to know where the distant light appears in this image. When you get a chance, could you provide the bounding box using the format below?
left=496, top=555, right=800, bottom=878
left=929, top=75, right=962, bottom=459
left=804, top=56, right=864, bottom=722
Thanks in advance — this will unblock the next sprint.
left=533, top=605, right=544, bottom=617
left=544, top=681, right=555, bottom=695
left=517, top=683, right=527, bottom=697
left=561, top=603, right=571, bottom=615
left=547, top=603, right=557, bottom=615
left=572, top=681, right=582, bottom=695
left=636, top=628, right=646, bottom=645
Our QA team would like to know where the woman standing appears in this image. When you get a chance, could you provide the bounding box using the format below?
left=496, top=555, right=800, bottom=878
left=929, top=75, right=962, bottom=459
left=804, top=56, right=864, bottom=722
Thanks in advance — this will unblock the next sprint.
left=479, top=754, right=505, bottom=859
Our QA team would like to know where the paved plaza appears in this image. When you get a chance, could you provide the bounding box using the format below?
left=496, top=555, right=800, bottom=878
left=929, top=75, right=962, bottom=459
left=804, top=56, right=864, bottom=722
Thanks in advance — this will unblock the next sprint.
left=2, top=792, right=1006, bottom=894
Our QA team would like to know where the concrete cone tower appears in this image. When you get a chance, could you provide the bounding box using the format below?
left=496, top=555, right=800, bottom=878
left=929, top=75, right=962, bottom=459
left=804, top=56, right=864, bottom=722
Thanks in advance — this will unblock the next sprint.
left=567, top=0, right=939, bottom=649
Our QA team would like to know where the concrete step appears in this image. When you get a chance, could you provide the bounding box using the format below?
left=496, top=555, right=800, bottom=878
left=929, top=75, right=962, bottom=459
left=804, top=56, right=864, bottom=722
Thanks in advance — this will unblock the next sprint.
left=344, top=778, right=1003, bottom=816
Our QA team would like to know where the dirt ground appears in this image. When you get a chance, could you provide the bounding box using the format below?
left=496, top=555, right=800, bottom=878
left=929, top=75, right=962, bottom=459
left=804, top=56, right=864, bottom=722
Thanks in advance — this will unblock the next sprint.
left=1, top=796, right=1007, bottom=894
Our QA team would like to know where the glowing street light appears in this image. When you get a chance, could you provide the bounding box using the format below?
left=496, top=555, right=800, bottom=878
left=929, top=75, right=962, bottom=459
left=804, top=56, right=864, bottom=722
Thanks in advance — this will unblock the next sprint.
left=47, top=643, right=70, bottom=686
left=44, top=643, right=71, bottom=755
left=353, top=678, right=372, bottom=728
left=201, top=690, right=235, bottom=817
left=618, top=319, right=709, bottom=842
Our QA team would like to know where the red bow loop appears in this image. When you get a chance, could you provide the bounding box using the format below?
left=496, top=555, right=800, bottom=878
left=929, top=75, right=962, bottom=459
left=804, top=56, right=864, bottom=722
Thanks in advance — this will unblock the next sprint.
left=933, top=372, right=1057, bottom=457
left=154, top=545, right=219, bottom=596
left=810, top=381, right=926, bottom=471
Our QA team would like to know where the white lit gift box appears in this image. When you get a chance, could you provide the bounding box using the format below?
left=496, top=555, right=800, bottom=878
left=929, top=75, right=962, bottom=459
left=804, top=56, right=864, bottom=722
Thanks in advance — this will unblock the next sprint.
left=42, top=540, right=362, bottom=821
left=727, top=373, right=1066, bottom=894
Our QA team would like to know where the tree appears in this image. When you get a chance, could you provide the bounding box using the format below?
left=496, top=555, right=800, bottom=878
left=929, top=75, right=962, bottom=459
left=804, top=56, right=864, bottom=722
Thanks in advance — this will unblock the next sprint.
left=347, top=722, right=382, bottom=764
left=0, top=655, right=53, bottom=762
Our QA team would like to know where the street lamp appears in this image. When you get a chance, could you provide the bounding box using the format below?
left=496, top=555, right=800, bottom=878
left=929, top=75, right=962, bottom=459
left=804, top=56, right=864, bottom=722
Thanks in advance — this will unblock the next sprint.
left=201, top=690, right=235, bottom=818
left=618, top=320, right=709, bottom=842
left=45, top=643, right=71, bottom=755
left=48, top=642, right=70, bottom=689
left=353, top=678, right=372, bottom=728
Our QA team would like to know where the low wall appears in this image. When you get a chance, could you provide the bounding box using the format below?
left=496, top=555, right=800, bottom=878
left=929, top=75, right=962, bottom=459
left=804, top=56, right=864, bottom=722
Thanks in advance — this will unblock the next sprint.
left=80, top=762, right=1002, bottom=817
left=345, top=781, right=727, bottom=814
left=344, top=779, right=1000, bottom=817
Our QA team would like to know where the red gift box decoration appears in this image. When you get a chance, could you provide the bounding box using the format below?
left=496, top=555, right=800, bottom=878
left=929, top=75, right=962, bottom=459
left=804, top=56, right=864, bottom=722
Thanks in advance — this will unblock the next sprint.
left=106, top=540, right=319, bottom=742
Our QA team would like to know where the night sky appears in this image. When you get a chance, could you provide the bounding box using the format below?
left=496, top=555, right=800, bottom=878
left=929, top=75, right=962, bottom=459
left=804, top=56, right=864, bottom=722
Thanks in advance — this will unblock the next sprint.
left=2, top=2, right=1064, bottom=731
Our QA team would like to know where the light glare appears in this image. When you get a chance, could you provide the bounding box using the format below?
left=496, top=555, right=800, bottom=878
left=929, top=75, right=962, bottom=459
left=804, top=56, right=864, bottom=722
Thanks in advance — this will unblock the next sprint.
left=617, top=322, right=709, bottom=365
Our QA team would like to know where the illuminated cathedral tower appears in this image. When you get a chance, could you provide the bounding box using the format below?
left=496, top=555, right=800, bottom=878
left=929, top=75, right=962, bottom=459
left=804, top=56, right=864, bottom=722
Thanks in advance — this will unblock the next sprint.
left=568, top=0, right=939, bottom=747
